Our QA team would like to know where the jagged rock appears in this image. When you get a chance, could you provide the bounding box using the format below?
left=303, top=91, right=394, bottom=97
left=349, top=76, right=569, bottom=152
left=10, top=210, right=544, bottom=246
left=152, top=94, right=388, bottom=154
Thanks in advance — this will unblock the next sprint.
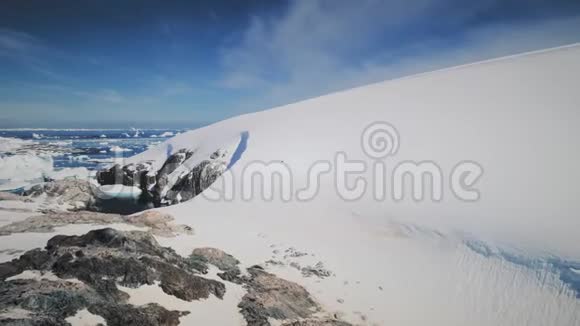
left=96, top=162, right=153, bottom=187
left=191, top=247, right=240, bottom=274
left=0, top=210, right=192, bottom=238
left=89, top=302, right=187, bottom=326
left=301, top=262, right=333, bottom=279
left=164, top=159, right=226, bottom=205
left=239, top=266, right=320, bottom=326
left=290, top=262, right=302, bottom=270
left=95, top=147, right=228, bottom=209
left=0, top=228, right=225, bottom=325
left=0, top=278, right=97, bottom=325
left=0, top=278, right=187, bottom=326
left=265, top=260, right=285, bottom=266
left=0, top=228, right=351, bottom=326
left=210, top=148, right=228, bottom=160
left=96, top=163, right=124, bottom=185
left=23, top=179, right=98, bottom=211
left=284, top=247, right=308, bottom=258
left=281, top=320, right=353, bottom=326
left=190, top=247, right=243, bottom=283
left=153, top=149, right=195, bottom=193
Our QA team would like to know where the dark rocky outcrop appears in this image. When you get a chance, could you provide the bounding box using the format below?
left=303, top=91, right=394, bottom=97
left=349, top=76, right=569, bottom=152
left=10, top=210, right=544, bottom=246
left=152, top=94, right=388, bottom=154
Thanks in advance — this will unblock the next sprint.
left=151, top=149, right=195, bottom=201
left=238, top=266, right=320, bottom=326
left=96, top=162, right=154, bottom=189
left=23, top=179, right=99, bottom=211
left=281, top=320, right=353, bottom=326
left=190, top=247, right=242, bottom=283
left=0, top=278, right=101, bottom=325
left=95, top=148, right=228, bottom=209
left=0, top=231, right=351, bottom=326
left=90, top=302, right=187, bottom=326
left=300, top=262, right=334, bottom=279
left=0, top=228, right=223, bottom=325
left=0, top=277, right=188, bottom=326
left=187, top=248, right=352, bottom=326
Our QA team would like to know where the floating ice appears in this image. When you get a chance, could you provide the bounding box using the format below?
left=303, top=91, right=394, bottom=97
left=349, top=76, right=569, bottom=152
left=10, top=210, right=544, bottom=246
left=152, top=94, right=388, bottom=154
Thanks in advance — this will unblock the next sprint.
left=97, top=184, right=142, bottom=199
left=159, top=131, right=174, bottom=137
left=0, top=154, right=90, bottom=191
left=0, top=154, right=53, bottom=184
left=150, top=131, right=174, bottom=138
left=131, top=128, right=141, bottom=138
left=109, top=146, right=132, bottom=153
left=68, top=155, right=90, bottom=161
left=48, top=167, right=91, bottom=180
left=0, top=137, right=33, bottom=152
left=48, top=141, right=71, bottom=146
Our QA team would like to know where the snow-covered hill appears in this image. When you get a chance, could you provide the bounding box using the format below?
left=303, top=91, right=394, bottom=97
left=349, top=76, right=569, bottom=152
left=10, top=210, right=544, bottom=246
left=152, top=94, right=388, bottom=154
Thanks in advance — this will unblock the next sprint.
left=127, top=44, right=580, bottom=325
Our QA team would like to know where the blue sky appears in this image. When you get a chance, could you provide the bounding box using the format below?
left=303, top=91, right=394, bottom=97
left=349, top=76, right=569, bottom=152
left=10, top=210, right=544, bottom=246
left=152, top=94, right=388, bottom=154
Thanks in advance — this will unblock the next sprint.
left=1, top=0, right=580, bottom=128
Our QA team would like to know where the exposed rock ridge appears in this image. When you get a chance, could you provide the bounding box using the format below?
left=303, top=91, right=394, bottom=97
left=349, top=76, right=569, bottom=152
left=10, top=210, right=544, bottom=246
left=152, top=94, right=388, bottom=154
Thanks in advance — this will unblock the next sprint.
left=96, top=148, right=229, bottom=207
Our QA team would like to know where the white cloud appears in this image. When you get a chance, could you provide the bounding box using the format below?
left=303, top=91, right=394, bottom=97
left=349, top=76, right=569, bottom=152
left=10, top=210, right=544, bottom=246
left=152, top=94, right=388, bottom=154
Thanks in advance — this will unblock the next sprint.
left=219, top=0, right=580, bottom=113
left=0, top=29, right=37, bottom=53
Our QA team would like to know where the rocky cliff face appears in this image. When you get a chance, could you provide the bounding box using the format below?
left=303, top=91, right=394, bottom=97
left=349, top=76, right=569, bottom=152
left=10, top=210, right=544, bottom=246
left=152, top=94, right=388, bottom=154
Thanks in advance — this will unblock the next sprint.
left=96, top=148, right=229, bottom=208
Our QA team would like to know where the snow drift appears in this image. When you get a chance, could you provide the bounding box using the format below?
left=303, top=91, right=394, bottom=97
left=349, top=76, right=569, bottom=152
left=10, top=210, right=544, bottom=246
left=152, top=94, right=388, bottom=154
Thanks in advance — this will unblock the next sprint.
left=104, top=44, right=580, bottom=325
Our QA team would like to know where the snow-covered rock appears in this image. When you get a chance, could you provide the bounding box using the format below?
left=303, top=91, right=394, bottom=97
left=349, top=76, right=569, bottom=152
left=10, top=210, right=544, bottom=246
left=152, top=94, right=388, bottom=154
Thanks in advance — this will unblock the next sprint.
left=96, top=145, right=234, bottom=206
left=109, top=145, right=132, bottom=153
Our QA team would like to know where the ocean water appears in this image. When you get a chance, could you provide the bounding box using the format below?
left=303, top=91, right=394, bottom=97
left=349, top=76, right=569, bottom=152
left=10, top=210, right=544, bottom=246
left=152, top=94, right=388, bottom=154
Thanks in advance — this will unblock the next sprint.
left=0, top=128, right=184, bottom=191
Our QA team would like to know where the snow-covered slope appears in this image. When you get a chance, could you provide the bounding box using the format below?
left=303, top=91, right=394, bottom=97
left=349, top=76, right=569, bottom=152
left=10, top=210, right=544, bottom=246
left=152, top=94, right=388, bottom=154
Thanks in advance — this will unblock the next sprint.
left=135, top=44, right=580, bottom=325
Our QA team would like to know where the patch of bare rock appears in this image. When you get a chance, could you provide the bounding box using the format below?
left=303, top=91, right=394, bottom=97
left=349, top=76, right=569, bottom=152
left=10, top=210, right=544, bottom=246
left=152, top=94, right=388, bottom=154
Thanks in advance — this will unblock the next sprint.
left=24, top=179, right=99, bottom=211
left=0, top=210, right=192, bottom=237
left=191, top=247, right=351, bottom=326
left=0, top=228, right=220, bottom=325
left=0, top=229, right=350, bottom=326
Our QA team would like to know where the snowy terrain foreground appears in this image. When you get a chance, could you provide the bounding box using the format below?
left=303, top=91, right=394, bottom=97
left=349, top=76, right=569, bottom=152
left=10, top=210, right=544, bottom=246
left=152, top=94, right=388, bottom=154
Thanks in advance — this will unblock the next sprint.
left=1, top=44, right=579, bottom=326
left=121, top=44, right=580, bottom=325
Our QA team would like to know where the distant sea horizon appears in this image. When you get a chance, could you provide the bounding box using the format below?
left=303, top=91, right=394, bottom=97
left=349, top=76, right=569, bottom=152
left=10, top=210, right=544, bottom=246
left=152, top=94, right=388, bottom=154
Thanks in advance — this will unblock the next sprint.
left=0, top=121, right=211, bottom=130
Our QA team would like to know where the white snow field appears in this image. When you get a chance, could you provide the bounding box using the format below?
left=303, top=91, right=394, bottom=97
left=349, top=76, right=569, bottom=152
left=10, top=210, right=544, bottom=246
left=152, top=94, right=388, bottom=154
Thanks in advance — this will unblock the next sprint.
left=130, top=44, right=580, bottom=325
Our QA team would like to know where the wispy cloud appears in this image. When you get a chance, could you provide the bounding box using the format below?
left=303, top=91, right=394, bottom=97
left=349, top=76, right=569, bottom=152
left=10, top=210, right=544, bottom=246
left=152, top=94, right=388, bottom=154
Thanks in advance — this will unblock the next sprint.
left=0, top=28, right=127, bottom=104
left=0, top=28, right=66, bottom=80
left=0, top=28, right=107, bottom=84
left=73, top=89, right=125, bottom=103
left=0, top=28, right=37, bottom=52
left=219, top=0, right=580, bottom=112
